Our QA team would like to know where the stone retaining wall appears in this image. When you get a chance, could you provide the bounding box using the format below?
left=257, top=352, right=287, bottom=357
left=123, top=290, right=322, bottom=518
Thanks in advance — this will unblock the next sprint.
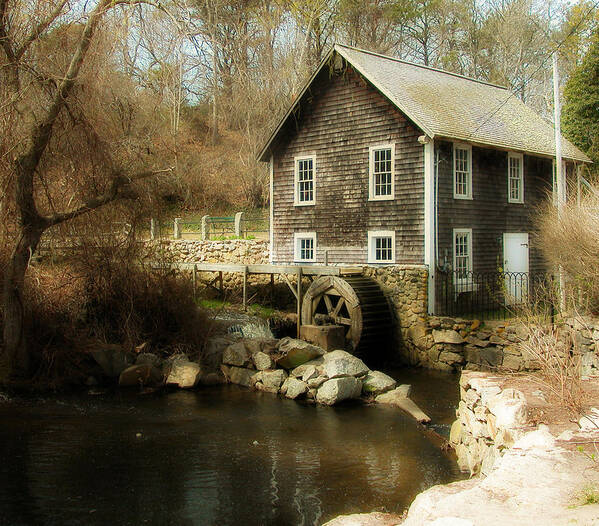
left=404, top=315, right=599, bottom=376
left=449, top=371, right=532, bottom=475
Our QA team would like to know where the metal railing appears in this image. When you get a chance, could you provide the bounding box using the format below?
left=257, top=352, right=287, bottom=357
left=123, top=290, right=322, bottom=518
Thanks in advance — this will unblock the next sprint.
left=436, top=270, right=553, bottom=320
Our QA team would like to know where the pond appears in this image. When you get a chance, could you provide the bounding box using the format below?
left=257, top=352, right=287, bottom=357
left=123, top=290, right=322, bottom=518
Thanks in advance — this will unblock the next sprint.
left=0, top=369, right=463, bottom=526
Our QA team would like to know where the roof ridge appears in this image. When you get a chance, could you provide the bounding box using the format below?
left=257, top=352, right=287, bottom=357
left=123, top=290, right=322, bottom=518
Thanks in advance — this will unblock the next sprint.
left=334, top=43, right=509, bottom=91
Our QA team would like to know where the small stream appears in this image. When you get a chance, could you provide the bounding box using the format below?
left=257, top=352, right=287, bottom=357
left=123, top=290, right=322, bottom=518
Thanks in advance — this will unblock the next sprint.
left=0, top=369, right=463, bottom=526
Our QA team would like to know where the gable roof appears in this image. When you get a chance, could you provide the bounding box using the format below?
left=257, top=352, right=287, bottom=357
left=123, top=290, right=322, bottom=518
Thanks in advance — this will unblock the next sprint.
left=258, top=43, right=590, bottom=163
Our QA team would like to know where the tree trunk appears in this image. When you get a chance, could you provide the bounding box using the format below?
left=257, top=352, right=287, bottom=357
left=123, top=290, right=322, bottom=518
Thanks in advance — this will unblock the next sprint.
left=2, top=226, right=42, bottom=380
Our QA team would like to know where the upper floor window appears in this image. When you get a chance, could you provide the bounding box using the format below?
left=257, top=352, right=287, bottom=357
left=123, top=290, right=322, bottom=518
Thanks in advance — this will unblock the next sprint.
left=508, top=152, right=524, bottom=203
left=294, top=232, right=316, bottom=262
left=368, top=230, right=395, bottom=263
left=453, top=228, right=472, bottom=280
left=369, top=144, right=395, bottom=200
left=453, top=143, right=472, bottom=199
left=294, top=155, right=315, bottom=206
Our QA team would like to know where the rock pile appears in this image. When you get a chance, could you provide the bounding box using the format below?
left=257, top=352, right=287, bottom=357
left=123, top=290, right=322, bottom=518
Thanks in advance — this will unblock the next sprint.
left=220, top=337, right=426, bottom=416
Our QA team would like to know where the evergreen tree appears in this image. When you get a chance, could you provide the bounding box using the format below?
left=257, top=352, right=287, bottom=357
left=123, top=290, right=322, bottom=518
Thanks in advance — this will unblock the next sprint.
left=562, top=29, right=599, bottom=172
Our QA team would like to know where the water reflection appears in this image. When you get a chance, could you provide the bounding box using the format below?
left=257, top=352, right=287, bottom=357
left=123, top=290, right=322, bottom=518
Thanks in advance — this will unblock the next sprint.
left=0, top=370, right=462, bottom=526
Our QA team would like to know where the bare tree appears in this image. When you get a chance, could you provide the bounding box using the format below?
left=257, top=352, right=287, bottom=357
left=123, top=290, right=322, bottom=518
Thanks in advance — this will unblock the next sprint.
left=0, top=0, right=171, bottom=380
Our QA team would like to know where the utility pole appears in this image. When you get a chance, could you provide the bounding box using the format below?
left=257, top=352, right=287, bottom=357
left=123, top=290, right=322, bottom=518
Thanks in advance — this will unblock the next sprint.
left=552, top=52, right=566, bottom=311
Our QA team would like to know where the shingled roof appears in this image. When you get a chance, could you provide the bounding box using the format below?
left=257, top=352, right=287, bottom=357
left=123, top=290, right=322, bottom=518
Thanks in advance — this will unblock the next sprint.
left=258, top=43, right=590, bottom=163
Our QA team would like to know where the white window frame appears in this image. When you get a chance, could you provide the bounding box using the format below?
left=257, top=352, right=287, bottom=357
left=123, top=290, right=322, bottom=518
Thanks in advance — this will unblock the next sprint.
left=293, top=232, right=316, bottom=262
left=367, top=230, right=395, bottom=264
left=507, top=152, right=524, bottom=204
left=368, top=144, right=395, bottom=201
left=453, top=228, right=473, bottom=282
left=453, top=143, right=472, bottom=200
left=294, top=155, right=316, bottom=206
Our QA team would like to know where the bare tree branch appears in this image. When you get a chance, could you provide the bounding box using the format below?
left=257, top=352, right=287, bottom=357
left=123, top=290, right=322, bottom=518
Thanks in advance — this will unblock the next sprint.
left=14, top=0, right=70, bottom=61
left=44, top=167, right=173, bottom=227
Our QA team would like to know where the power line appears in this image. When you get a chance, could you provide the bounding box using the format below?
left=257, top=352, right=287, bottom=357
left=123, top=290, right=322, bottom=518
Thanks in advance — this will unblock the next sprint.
left=465, top=0, right=599, bottom=141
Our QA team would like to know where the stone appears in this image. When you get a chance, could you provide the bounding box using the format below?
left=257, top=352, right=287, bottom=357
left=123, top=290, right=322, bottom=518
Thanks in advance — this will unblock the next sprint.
left=227, top=366, right=254, bottom=387
left=260, top=369, right=287, bottom=393
left=487, top=389, right=527, bottom=429
left=316, top=377, right=362, bottom=405
left=321, top=512, right=405, bottom=526
left=291, top=358, right=324, bottom=378
left=439, top=351, right=464, bottom=365
left=136, top=352, right=160, bottom=367
left=222, top=342, right=251, bottom=367
left=252, top=351, right=273, bottom=371
left=300, top=324, right=346, bottom=351
left=276, top=338, right=325, bottom=369
left=449, top=420, right=463, bottom=446
left=243, top=339, right=262, bottom=355
left=361, top=371, right=397, bottom=395
left=375, top=385, right=411, bottom=404
left=470, top=320, right=481, bottom=331
left=91, top=345, right=134, bottom=378
left=489, top=334, right=508, bottom=345
left=433, top=329, right=465, bottom=344
left=465, top=336, right=489, bottom=348
left=285, top=378, right=308, bottom=399
left=480, top=346, right=503, bottom=367
left=322, top=350, right=369, bottom=379
left=119, top=364, right=163, bottom=387
left=166, top=360, right=201, bottom=388
left=301, top=365, right=319, bottom=382
left=501, top=353, right=522, bottom=371
left=408, top=323, right=429, bottom=351
left=395, top=397, right=431, bottom=423
left=307, top=376, right=328, bottom=388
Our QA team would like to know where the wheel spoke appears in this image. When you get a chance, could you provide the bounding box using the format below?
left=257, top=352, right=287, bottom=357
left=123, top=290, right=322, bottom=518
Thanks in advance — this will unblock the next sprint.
left=332, top=297, right=345, bottom=317
left=323, top=294, right=334, bottom=314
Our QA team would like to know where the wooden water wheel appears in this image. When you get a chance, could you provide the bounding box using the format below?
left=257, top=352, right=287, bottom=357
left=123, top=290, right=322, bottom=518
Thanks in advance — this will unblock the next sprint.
left=300, top=276, right=393, bottom=354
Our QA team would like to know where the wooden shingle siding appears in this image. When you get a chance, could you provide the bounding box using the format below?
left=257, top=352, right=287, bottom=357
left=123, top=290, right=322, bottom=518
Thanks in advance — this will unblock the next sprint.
left=435, top=140, right=575, bottom=275
left=271, top=66, right=425, bottom=265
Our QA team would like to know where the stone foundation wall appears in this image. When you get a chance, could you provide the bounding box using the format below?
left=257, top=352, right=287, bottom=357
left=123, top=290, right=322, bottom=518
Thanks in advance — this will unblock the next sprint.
left=404, top=315, right=599, bottom=375
left=449, top=371, right=532, bottom=475
left=362, top=265, right=429, bottom=365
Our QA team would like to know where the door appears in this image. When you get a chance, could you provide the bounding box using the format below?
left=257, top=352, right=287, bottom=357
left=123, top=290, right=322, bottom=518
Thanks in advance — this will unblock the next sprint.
left=503, top=233, right=529, bottom=303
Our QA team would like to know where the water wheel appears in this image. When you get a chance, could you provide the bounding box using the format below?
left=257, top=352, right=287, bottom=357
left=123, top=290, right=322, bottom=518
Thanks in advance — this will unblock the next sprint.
left=301, top=276, right=393, bottom=354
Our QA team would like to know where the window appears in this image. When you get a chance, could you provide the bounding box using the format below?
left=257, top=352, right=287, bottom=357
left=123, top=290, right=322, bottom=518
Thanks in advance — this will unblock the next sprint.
left=369, top=144, right=395, bottom=200
left=453, top=143, right=472, bottom=199
left=294, top=232, right=316, bottom=262
left=368, top=231, right=395, bottom=263
left=453, top=229, right=472, bottom=280
left=508, top=152, right=524, bottom=203
left=294, top=155, right=315, bottom=206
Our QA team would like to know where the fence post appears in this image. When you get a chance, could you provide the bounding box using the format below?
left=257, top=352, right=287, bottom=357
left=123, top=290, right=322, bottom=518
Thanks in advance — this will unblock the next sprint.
left=234, top=211, right=244, bottom=238
left=173, top=217, right=181, bottom=239
left=150, top=218, right=156, bottom=240
left=201, top=215, right=210, bottom=240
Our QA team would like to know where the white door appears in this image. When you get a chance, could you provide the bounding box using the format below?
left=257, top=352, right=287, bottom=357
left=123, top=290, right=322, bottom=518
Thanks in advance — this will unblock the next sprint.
left=503, top=233, right=529, bottom=303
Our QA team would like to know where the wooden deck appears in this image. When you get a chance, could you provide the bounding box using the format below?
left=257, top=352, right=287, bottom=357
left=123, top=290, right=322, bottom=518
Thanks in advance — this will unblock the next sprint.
left=177, top=263, right=364, bottom=337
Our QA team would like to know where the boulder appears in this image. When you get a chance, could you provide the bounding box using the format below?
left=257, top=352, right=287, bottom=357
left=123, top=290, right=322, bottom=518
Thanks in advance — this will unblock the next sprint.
left=285, top=378, right=308, bottom=399
left=375, top=385, right=411, bottom=405
left=407, top=323, right=429, bottom=351
left=307, top=375, right=328, bottom=389
left=260, top=369, right=287, bottom=393
left=222, top=341, right=251, bottom=367
left=432, top=329, right=465, bottom=345
left=487, top=389, right=527, bottom=428
left=322, top=350, right=369, bottom=379
left=119, top=364, right=163, bottom=387
left=276, top=338, right=325, bottom=369
left=166, top=360, right=201, bottom=388
left=316, top=377, right=362, bottom=405
left=252, top=351, right=273, bottom=370
left=227, top=366, right=254, bottom=387
left=91, top=345, right=134, bottom=378
left=291, top=358, right=324, bottom=378
left=361, top=371, right=397, bottom=395
left=136, top=352, right=160, bottom=367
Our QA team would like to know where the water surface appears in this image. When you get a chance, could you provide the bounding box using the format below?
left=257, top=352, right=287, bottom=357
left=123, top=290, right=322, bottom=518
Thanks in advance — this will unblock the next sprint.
left=0, top=369, right=462, bottom=526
